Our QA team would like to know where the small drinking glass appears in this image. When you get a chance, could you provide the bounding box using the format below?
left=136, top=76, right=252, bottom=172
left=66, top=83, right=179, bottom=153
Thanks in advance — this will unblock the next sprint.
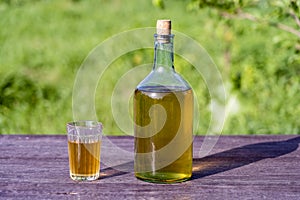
left=67, top=121, right=102, bottom=181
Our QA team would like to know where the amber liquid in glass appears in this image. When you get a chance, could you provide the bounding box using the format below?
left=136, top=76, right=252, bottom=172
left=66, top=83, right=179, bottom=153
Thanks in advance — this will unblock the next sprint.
left=68, top=141, right=101, bottom=180
left=134, top=86, right=193, bottom=183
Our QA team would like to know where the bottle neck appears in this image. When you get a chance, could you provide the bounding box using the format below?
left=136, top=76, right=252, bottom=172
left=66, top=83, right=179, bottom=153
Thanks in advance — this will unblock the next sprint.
left=153, top=34, right=174, bottom=72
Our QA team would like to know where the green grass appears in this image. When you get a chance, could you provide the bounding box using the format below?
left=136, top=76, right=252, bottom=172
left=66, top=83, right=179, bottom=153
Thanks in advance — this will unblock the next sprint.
left=0, top=0, right=299, bottom=134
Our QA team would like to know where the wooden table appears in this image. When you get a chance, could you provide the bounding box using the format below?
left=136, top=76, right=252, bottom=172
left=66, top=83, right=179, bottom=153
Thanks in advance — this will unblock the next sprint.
left=0, top=135, right=299, bottom=199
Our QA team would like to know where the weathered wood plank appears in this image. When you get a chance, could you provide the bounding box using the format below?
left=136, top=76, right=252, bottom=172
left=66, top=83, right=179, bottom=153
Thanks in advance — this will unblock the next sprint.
left=0, top=135, right=299, bottom=199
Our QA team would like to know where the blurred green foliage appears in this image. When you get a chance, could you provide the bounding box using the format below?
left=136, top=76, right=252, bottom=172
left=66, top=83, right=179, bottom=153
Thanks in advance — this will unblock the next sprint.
left=0, top=0, right=299, bottom=134
left=185, top=0, right=300, bottom=134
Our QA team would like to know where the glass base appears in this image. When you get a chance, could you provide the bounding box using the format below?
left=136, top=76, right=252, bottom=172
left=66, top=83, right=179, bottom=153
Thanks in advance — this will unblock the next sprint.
left=135, top=172, right=191, bottom=184
left=70, top=173, right=99, bottom=181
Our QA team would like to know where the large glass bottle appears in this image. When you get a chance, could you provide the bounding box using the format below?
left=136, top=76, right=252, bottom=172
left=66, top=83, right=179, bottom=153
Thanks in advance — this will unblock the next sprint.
left=134, top=20, right=193, bottom=183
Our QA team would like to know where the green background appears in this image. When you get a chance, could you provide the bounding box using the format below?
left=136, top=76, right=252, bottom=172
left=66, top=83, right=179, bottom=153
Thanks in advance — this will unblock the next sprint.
left=0, top=0, right=299, bottom=135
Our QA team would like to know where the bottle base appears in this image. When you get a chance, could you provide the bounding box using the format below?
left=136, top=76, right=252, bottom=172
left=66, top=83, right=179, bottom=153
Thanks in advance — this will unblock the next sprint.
left=135, top=172, right=191, bottom=184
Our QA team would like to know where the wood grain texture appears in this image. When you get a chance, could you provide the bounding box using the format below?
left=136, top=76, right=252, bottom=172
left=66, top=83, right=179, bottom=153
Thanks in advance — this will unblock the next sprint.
left=0, top=135, right=299, bottom=200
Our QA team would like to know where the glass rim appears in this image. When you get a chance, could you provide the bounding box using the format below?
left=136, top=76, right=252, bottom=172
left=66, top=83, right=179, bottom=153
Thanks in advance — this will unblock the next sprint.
left=67, top=120, right=103, bottom=129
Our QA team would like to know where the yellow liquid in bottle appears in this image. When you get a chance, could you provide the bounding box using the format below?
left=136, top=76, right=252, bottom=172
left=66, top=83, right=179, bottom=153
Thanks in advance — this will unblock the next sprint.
left=134, top=86, right=193, bottom=183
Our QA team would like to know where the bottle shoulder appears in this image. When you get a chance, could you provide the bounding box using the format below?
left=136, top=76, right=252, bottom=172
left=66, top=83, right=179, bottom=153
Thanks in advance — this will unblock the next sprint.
left=137, top=68, right=191, bottom=92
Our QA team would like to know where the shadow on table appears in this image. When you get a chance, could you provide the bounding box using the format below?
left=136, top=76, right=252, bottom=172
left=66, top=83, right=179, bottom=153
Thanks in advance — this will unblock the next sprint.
left=100, top=162, right=133, bottom=179
left=192, top=136, right=300, bottom=180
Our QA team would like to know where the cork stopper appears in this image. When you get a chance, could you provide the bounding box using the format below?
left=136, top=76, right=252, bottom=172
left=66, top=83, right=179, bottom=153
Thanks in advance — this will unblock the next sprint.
left=156, top=19, right=171, bottom=35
